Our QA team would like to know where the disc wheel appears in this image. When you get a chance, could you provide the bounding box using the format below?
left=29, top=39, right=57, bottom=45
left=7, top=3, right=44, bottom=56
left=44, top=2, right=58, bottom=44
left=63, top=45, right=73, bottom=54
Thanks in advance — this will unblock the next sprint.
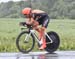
left=45, top=31, right=60, bottom=53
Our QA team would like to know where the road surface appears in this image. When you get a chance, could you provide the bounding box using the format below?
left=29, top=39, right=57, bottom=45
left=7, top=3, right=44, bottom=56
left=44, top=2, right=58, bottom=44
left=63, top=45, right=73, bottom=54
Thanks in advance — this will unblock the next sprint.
left=0, top=51, right=75, bottom=59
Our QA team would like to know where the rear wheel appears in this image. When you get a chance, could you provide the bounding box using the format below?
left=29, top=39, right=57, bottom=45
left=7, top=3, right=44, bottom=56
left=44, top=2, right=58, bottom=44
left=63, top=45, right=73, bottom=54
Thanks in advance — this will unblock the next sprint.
left=16, top=31, right=35, bottom=53
left=45, top=31, right=60, bottom=53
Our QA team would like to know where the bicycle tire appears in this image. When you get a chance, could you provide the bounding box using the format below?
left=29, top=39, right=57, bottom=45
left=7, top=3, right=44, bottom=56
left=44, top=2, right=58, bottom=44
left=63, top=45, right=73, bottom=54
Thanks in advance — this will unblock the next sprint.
left=45, top=31, right=60, bottom=53
left=16, top=31, right=35, bottom=53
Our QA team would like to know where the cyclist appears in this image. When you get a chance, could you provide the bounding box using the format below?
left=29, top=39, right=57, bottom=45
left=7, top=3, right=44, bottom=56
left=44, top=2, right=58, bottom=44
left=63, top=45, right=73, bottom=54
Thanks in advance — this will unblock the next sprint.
left=21, top=7, right=50, bottom=50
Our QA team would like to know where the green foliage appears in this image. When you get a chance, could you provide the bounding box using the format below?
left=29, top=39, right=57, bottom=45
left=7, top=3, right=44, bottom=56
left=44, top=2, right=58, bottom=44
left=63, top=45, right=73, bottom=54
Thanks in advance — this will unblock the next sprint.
left=0, top=0, right=75, bottom=19
left=50, top=0, right=75, bottom=19
left=0, top=18, right=75, bottom=52
left=0, top=1, right=30, bottom=18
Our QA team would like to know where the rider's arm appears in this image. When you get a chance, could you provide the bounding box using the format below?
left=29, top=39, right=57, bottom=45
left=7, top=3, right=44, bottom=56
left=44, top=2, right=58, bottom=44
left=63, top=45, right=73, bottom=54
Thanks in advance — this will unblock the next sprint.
left=26, top=17, right=35, bottom=25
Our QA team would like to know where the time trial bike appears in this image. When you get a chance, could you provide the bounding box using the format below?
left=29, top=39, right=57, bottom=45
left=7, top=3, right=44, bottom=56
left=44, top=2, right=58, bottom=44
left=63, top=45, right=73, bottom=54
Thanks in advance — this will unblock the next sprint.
left=16, top=22, right=60, bottom=53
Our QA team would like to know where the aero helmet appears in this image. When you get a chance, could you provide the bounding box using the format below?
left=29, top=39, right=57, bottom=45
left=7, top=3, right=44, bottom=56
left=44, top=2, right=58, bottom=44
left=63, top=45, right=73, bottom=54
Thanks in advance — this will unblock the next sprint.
left=22, top=7, right=31, bottom=15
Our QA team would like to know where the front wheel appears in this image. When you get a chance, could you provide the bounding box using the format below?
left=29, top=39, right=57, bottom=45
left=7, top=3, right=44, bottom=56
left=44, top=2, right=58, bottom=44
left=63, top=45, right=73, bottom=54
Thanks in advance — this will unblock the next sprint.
left=16, top=31, right=35, bottom=53
left=45, top=31, right=60, bottom=53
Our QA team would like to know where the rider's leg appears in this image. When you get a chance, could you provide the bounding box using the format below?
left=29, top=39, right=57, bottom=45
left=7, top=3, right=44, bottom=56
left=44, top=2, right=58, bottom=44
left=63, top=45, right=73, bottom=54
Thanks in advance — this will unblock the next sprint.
left=32, top=21, right=43, bottom=41
left=33, top=25, right=47, bottom=50
left=39, top=27, right=46, bottom=50
left=33, top=26, right=46, bottom=49
left=34, top=27, right=43, bottom=40
left=32, top=21, right=42, bottom=40
left=39, top=16, right=50, bottom=50
left=32, top=16, right=50, bottom=50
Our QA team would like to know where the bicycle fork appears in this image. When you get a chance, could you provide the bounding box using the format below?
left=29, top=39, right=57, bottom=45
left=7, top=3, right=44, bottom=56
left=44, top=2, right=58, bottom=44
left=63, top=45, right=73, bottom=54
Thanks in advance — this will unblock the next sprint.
left=24, top=32, right=32, bottom=42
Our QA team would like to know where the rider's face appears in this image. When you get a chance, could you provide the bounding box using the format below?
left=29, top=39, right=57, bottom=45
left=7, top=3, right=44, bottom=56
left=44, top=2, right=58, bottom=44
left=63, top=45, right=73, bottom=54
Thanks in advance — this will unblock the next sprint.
left=26, top=14, right=30, bottom=18
left=24, top=14, right=30, bottom=18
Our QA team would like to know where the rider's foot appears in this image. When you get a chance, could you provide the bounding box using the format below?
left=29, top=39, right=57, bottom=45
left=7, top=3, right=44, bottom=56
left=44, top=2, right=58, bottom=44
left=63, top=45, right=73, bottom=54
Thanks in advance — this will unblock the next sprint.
left=39, top=39, right=46, bottom=50
left=39, top=44, right=46, bottom=50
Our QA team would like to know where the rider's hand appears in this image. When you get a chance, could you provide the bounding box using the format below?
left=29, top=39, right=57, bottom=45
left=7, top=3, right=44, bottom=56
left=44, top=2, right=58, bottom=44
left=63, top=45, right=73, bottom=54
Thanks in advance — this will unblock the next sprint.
left=19, top=22, right=26, bottom=26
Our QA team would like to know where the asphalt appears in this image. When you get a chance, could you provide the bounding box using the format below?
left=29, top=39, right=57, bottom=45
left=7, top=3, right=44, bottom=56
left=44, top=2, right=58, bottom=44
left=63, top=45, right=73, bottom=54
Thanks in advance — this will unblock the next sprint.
left=0, top=51, right=75, bottom=59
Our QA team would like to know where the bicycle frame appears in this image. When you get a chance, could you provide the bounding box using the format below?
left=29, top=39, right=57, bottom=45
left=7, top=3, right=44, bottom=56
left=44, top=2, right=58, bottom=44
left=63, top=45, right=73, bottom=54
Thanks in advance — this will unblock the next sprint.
left=24, top=29, right=53, bottom=45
